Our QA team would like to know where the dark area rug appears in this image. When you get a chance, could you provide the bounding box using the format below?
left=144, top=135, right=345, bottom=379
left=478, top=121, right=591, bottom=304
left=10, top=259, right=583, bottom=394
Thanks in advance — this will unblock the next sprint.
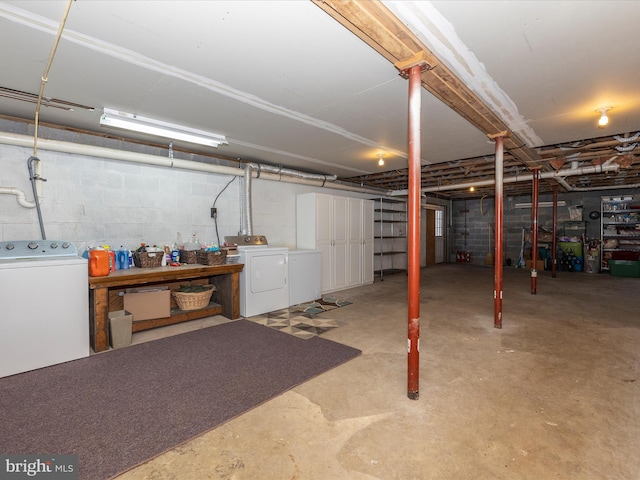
left=0, top=320, right=361, bottom=480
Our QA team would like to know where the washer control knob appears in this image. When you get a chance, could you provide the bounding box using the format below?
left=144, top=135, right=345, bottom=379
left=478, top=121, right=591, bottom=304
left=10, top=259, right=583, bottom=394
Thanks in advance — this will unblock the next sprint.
left=50, top=242, right=59, bottom=249
left=27, top=242, right=39, bottom=250
left=244, top=237, right=252, bottom=243
left=6, top=243, right=14, bottom=250
left=62, top=242, right=70, bottom=249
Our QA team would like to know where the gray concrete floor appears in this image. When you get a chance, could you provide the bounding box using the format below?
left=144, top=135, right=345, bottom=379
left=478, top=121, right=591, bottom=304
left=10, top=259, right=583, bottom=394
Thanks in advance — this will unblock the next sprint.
left=116, top=264, right=639, bottom=480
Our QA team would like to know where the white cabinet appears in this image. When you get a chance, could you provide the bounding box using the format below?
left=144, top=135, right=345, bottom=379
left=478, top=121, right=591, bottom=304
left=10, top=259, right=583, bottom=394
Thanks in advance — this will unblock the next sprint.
left=297, top=193, right=373, bottom=294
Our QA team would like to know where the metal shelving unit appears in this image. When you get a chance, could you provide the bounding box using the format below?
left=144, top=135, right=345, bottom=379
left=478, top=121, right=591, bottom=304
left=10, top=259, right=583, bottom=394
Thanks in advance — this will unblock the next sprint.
left=374, top=197, right=407, bottom=280
left=600, top=195, right=640, bottom=271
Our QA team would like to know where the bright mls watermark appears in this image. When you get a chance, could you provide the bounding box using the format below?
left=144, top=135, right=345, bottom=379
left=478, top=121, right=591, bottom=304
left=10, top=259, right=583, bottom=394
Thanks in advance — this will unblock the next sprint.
left=0, top=455, right=78, bottom=479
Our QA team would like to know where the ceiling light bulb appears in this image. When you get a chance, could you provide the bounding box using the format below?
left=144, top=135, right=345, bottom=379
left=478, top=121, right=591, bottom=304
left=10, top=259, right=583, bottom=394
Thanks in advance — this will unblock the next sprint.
left=469, top=186, right=475, bottom=192
left=378, top=154, right=385, bottom=166
left=597, top=107, right=611, bottom=128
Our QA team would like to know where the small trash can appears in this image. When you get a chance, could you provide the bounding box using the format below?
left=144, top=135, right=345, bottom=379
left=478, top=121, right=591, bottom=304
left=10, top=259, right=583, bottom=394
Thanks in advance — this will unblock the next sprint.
left=108, top=310, right=133, bottom=349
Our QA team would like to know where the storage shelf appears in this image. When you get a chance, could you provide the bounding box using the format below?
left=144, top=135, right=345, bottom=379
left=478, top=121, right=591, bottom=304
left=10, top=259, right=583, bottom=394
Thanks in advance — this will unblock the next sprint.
left=132, top=302, right=223, bottom=332
left=374, top=197, right=407, bottom=281
left=601, top=196, right=640, bottom=271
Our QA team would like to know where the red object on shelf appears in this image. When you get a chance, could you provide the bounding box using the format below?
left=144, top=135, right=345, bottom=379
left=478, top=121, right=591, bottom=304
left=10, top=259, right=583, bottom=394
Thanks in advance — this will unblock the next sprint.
left=611, top=251, right=640, bottom=261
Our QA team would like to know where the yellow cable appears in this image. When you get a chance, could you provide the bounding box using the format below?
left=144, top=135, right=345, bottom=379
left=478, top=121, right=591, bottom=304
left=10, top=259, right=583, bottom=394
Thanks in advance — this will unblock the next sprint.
left=33, top=0, right=73, bottom=156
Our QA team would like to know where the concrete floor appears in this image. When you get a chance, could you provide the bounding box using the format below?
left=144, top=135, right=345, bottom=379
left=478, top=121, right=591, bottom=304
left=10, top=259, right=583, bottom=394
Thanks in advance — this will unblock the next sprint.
left=116, top=264, right=639, bottom=480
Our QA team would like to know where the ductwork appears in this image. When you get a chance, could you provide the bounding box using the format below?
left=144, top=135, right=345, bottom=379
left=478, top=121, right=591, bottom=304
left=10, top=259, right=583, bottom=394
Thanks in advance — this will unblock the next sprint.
left=239, top=162, right=339, bottom=235
left=390, top=163, right=621, bottom=195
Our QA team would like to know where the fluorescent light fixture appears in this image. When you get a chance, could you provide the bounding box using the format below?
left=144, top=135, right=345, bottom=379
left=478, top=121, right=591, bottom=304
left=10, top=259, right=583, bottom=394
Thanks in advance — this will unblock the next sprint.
left=100, top=108, right=228, bottom=148
left=515, top=201, right=566, bottom=209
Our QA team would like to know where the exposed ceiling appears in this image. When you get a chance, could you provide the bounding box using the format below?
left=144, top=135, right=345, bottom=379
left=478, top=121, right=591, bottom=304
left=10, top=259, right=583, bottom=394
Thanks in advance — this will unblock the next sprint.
left=1, top=0, right=639, bottom=199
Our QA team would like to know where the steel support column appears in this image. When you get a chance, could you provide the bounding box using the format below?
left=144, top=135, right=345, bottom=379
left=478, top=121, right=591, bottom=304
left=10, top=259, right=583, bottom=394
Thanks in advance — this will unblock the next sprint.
left=488, top=132, right=507, bottom=328
left=531, top=169, right=540, bottom=294
left=394, top=57, right=428, bottom=400
left=406, top=63, right=423, bottom=400
left=552, top=185, right=558, bottom=278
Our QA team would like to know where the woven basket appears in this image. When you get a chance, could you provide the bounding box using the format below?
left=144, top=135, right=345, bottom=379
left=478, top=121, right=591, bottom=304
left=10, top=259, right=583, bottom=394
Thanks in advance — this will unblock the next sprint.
left=172, top=286, right=215, bottom=311
left=196, top=250, right=227, bottom=266
left=133, top=251, right=163, bottom=268
left=179, top=249, right=199, bottom=264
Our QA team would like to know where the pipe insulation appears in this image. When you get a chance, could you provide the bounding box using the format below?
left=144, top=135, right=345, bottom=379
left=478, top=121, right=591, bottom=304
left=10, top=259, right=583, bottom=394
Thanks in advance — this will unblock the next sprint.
left=390, top=163, right=621, bottom=195
left=0, top=131, right=387, bottom=196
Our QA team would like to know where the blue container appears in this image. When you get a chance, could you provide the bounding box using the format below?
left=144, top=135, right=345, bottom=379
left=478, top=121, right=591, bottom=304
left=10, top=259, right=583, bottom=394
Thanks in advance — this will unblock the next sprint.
left=117, top=249, right=129, bottom=270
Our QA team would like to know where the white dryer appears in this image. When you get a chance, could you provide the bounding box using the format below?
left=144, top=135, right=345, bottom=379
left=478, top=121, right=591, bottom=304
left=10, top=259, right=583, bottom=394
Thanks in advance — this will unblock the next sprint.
left=226, top=236, right=289, bottom=318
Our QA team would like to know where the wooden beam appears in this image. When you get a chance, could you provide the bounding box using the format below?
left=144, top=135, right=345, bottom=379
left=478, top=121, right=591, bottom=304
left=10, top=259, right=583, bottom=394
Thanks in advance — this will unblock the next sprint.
left=312, top=0, right=543, bottom=171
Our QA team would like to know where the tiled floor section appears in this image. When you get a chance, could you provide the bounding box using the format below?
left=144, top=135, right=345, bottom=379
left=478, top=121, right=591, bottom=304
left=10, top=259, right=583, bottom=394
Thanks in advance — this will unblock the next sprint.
left=246, top=299, right=351, bottom=339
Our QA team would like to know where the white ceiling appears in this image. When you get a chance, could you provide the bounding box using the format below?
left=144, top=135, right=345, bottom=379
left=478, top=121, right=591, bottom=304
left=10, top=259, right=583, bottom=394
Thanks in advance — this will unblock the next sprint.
left=1, top=0, right=639, bottom=192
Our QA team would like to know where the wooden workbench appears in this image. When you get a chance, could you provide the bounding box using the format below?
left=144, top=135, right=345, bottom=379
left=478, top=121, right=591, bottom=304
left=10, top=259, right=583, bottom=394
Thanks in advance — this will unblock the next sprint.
left=89, top=263, right=244, bottom=352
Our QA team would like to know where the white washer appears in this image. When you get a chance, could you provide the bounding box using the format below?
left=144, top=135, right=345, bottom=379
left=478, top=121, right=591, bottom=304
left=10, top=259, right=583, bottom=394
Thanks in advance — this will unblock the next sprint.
left=288, top=249, right=321, bottom=305
left=0, top=240, right=89, bottom=378
left=226, top=236, right=289, bottom=318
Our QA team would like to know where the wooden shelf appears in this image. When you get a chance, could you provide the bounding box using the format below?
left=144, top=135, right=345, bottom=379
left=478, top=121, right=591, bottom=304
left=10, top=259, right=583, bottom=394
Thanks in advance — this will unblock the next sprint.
left=89, top=263, right=243, bottom=352
left=131, top=302, right=224, bottom=332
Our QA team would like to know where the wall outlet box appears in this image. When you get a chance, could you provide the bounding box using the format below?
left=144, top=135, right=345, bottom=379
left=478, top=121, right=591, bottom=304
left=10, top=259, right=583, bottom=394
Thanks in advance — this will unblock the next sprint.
left=211, top=207, right=217, bottom=218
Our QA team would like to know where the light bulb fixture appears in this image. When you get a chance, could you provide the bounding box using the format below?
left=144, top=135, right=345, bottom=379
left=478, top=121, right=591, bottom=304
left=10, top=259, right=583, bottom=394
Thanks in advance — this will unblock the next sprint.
left=100, top=108, right=228, bottom=148
left=469, top=186, right=475, bottom=192
left=377, top=153, right=385, bottom=166
left=597, top=107, right=611, bottom=128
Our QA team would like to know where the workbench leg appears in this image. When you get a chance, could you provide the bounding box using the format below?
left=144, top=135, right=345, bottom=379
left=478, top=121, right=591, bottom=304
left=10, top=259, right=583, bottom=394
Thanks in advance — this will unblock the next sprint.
left=90, top=287, right=109, bottom=352
left=210, top=272, right=240, bottom=319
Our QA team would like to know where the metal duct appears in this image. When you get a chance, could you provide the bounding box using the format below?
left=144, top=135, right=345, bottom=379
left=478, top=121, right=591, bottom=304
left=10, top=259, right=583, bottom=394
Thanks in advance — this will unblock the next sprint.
left=243, top=165, right=253, bottom=235
left=390, top=163, right=621, bottom=195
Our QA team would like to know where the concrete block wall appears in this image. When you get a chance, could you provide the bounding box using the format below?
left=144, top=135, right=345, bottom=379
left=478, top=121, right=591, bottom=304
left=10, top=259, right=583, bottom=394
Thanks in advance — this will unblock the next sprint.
left=0, top=135, right=369, bottom=252
left=451, top=191, right=628, bottom=266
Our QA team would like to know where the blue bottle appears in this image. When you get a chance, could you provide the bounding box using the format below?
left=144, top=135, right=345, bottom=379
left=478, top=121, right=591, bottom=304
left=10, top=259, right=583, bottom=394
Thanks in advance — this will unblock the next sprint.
left=117, top=246, right=129, bottom=270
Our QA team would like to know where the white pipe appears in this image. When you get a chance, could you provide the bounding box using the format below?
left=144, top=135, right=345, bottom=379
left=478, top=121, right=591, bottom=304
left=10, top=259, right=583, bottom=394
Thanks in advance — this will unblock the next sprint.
left=390, top=164, right=620, bottom=196
left=0, top=130, right=387, bottom=195
left=556, top=176, right=640, bottom=192
left=0, top=186, right=36, bottom=208
left=243, top=165, right=252, bottom=235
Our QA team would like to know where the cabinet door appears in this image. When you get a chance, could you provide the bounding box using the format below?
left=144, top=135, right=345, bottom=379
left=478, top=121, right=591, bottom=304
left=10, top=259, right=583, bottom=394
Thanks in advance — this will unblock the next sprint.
left=315, top=194, right=333, bottom=245
left=331, top=196, right=349, bottom=291
left=318, top=242, right=333, bottom=293
left=347, top=198, right=363, bottom=287
left=332, top=242, right=348, bottom=291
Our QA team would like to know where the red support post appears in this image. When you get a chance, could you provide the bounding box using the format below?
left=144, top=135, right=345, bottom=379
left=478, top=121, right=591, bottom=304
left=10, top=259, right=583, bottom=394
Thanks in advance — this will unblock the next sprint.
left=406, top=63, right=422, bottom=401
left=489, top=133, right=506, bottom=328
left=552, top=185, right=558, bottom=278
left=531, top=169, right=540, bottom=294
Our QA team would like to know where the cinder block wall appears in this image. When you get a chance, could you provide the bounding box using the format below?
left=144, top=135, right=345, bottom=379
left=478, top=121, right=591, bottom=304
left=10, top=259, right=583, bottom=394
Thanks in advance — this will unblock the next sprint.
left=451, top=191, right=625, bottom=266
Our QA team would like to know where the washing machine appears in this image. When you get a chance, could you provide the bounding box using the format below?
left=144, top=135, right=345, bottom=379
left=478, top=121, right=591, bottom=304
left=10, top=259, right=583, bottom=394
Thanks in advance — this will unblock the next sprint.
left=225, top=236, right=289, bottom=317
left=0, top=240, right=89, bottom=378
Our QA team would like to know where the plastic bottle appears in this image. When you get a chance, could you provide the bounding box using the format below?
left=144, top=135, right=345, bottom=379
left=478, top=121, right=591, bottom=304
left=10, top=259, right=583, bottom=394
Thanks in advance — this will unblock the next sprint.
left=88, top=247, right=110, bottom=277
left=117, top=246, right=129, bottom=270
left=102, top=245, right=116, bottom=272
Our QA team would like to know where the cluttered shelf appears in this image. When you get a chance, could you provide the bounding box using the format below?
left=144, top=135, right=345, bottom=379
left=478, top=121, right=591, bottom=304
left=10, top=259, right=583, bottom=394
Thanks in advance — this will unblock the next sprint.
left=601, top=195, right=640, bottom=271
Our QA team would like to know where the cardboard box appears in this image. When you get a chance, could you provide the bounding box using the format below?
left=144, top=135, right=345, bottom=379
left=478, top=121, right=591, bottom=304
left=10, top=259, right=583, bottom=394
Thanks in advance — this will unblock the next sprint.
left=123, top=287, right=171, bottom=321
left=525, top=260, right=545, bottom=271
left=108, top=310, right=133, bottom=349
